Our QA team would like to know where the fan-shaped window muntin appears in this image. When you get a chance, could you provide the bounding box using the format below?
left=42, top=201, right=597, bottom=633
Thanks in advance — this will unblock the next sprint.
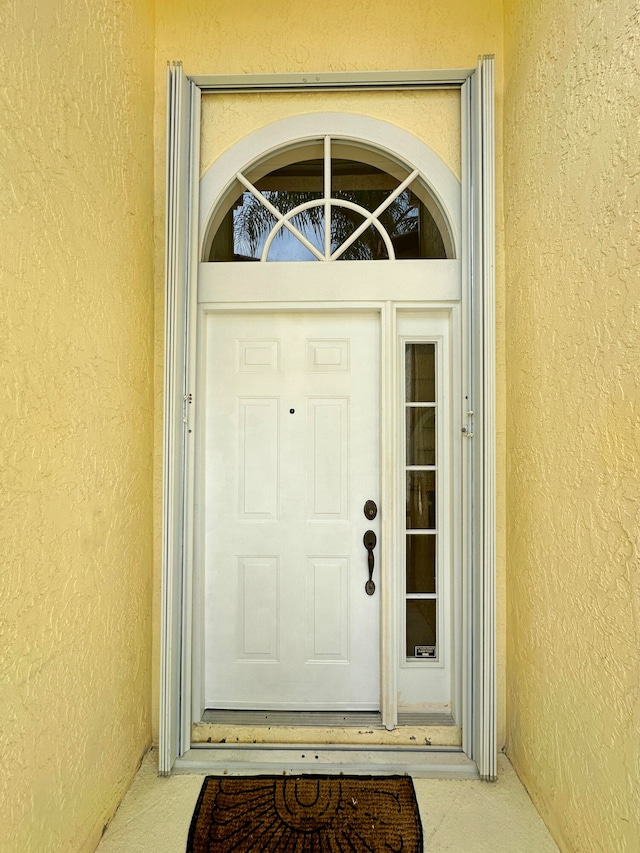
left=204, top=137, right=455, bottom=262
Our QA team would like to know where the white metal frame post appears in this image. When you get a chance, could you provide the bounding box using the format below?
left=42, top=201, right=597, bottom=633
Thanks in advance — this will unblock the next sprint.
left=474, top=56, right=496, bottom=782
left=160, top=63, right=190, bottom=775
left=160, top=60, right=496, bottom=777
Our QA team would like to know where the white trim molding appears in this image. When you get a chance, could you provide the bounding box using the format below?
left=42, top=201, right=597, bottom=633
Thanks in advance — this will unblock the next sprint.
left=161, top=62, right=496, bottom=778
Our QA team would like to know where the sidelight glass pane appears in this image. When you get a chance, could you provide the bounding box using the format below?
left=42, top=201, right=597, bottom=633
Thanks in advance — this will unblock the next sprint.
left=405, top=344, right=435, bottom=402
left=406, top=600, right=436, bottom=657
left=406, top=471, right=436, bottom=529
left=406, top=534, right=436, bottom=593
left=406, top=406, right=436, bottom=466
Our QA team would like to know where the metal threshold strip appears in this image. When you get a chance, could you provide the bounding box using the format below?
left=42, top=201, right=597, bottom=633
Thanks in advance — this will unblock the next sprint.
left=201, top=710, right=455, bottom=727
left=175, top=744, right=478, bottom=779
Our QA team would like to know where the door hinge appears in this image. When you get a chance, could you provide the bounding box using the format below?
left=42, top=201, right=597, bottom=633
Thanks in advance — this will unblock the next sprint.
left=462, top=408, right=474, bottom=438
left=183, top=392, right=193, bottom=431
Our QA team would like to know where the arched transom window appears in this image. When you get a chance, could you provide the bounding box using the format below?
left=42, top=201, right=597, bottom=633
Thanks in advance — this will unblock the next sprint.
left=204, top=136, right=455, bottom=262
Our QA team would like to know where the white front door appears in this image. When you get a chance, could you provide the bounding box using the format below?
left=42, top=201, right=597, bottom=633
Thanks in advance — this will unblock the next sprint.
left=202, top=310, right=380, bottom=709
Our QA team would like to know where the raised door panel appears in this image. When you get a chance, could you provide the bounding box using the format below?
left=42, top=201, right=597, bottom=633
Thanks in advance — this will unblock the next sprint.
left=238, top=399, right=279, bottom=519
left=306, top=557, right=349, bottom=661
left=307, top=398, right=348, bottom=520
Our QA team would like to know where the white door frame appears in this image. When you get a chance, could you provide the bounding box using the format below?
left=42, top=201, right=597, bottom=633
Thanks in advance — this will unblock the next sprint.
left=161, top=61, right=496, bottom=778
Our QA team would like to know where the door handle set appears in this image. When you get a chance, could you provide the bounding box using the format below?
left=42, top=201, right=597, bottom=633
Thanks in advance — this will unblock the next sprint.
left=363, top=500, right=378, bottom=596
left=363, top=529, right=376, bottom=595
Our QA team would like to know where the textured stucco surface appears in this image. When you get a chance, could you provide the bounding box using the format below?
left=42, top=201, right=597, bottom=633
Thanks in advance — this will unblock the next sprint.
left=156, top=0, right=503, bottom=76
left=0, top=2, right=155, bottom=851
left=504, top=1, right=640, bottom=850
left=200, top=90, right=461, bottom=179
left=153, top=0, right=506, bottom=748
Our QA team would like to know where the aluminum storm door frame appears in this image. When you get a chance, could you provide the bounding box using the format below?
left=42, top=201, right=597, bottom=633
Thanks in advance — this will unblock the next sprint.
left=161, top=61, right=496, bottom=779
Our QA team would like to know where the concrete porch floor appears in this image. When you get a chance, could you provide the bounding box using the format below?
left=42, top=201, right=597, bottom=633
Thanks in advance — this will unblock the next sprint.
left=96, top=750, right=558, bottom=852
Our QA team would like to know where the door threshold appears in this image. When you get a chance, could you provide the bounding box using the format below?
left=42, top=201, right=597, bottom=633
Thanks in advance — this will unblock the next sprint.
left=174, top=744, right=478, bottom=779
left=202, top=710, right=383, bottom=727
left=201, top=710, right=455, bottom=727
left=193, top=719, right=461, bottom=748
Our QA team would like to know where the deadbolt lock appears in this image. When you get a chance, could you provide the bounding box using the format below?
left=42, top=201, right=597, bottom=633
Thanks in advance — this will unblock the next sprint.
left=363, top=500, right=377, bottom=520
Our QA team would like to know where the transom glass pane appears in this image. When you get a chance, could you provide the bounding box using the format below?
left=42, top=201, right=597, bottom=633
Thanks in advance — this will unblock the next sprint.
left=270, top=212, right=324, bottom=261
left=205, top=139, right=451, bottom=262
left=334, top=218, right=390, bottom=261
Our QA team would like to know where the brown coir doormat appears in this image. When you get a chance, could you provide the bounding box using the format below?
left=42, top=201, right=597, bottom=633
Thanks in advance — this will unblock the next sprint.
left=186, top=775, right=423, bottom=852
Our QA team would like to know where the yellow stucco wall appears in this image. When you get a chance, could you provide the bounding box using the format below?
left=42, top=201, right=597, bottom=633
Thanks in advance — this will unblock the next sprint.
left=199, top=90, right=461, bottom=179
left=153, top=0, right=506, bottom=743
left=5, top=2, right=636, bottom=851
left=504, top=0, right=640, bottom=850
left=0, top=2, right=155, bottom=851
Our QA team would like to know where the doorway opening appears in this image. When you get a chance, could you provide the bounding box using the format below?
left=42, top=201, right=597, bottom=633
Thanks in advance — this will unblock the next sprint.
left=162, top=65, right=496, bottom=779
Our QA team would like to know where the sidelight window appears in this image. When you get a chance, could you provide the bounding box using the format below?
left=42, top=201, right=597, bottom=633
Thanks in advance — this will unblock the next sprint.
left=404, top=343, right=438, bottom=660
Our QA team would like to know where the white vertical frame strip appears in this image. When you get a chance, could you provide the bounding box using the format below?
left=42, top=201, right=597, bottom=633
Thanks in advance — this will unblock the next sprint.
left=160, top=63, right=193, bottom=776
left=181, top=81, right=202, bottom=755
left=380, top=301, right=397, bottom=729
left=474, top=56, right=497, bottom=781
left=460, top=76, right=475, bottom=758
left=324, top=136, right=331, bottom=259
